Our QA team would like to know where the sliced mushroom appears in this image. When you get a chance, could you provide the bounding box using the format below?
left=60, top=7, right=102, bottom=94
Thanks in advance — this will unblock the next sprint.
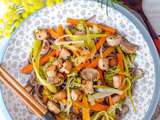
left=71, top=89, right=82, bottom=101
left=47, top=101, right=60, bottom=114
left=35, top=29, right=48, bottom=40
left=47, top=72, right=64, bottom=86
left=98, top=58, right=109, bottom=71
left=81, top=80, right=94, bottom=94
left=131, top=68, right=144, bottom=79
left=106, top=34, right=122, bottom=46
left=113, top=75, right=122, bottom=89
left=46, top=65, right=57, bottom=78
left=53, top=90, right=67, bottom=103
left=60, top=61, right=72, bottom=74
left=41, top=40, right=50, bottom=55
left=59, top=48, right=71, bottom=60
left=120, top=39, right=138, bottom=54
left=53, top=59, right=63, bottom=70
left=81, top=68, right=100, bottom=81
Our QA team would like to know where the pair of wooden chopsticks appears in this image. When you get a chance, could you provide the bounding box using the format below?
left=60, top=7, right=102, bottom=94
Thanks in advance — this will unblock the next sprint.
left=0, top=65, right=54, bottom=120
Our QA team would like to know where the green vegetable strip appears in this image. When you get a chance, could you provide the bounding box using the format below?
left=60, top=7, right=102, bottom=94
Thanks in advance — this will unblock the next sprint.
left=66, top=78, right=72, bottom=114
left=128, top=88, right=137, bottom=112
left=31, top=40, right=57, bottom=93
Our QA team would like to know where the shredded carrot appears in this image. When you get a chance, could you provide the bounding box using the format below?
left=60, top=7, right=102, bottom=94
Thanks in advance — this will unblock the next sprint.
left=42, top=95, right=48, bottom=104
left=57, top=24, right=64, bottom=37
left=96, top=37, right=106, bottom=50
left=90, top=104, right=109, bottom=111
left=117, top=53, right=124, bottom=72
left=109, top=96, right=113, bottom=106
left=21, top=50, right=59, bottom=74
left=82, top=96, right=90, bottom=120
left=86, top=57, right=100, bottom=68
left=20, top=64, right=33, bottom=74
left=103, top=47, right=115, bottom=57
left=97, top=68, right=105, bottom=84
left=76, top=60, right=90, bottom=72
left=97, top=24, right=116, bottom=34
left=67, top=18, right=80, bottom=25
left=48, top=28, right=59, bottom=39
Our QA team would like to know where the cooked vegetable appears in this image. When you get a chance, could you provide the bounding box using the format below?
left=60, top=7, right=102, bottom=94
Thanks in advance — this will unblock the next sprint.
left=21, top=17, right=143, bottom=120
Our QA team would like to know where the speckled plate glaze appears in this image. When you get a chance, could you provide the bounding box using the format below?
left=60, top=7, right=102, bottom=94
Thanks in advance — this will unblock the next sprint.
left=1, top=0, right=160, bottom=120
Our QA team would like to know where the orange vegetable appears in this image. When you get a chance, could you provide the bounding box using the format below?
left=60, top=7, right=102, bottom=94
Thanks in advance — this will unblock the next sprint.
left=42, top=95, right=48, bottom=104
left=21, top=64, right=33, bottom=74
left=96, top=37, right=106, bottom=50
left=76, top=60, right=90, bottom=72
left=103, top=47, right=115, bottom=57
left=90, top=104, right=109, bottom=111
left=57, top=24, right=64, bottom=37
left=86, top=57, right=100, bottom=68
left=97, top=24, right=116, bottom=34
left=109, top=96, right=113, bottom=106
left=117, top=53, right=124, bottom=72
left=48, top=28, right=59, bottom=39
left=21, top=50, right=59, bottom=74
left=82, top=96, right=90, bottom=120
left=67, top=18, right=80, bottom=25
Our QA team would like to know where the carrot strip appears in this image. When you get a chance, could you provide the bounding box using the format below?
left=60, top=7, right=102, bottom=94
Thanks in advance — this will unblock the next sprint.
left=109, top=96, right=113, bottom=106
left=48, top=28, right=59, bottom=39
left=57, top=24, right=64, bottom=37
left=103, top=47, right=115, bottom=57
left=117, top=53, right=124, bottom=72
left=21, top=50, right=59, bottom=74
left=82, top=96, right=90, bottom=120
left=67, top=18, right=80, bottom=25
left=97, top=24, right=116, bottom=34
left=96, top=37, right=106, bottom=50
left=76, top=60, right=90, bottom=72
left=20, top=64, right=33, bottom=74
left=86, top=57, right=100, bottom=68
left=109, top=58, right=117, bottom=66
left=90, top=104, right=109, bottom=111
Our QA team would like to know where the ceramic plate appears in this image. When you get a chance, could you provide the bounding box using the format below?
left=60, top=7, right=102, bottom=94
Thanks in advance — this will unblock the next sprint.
left=1, top=0, right=160, bottom=120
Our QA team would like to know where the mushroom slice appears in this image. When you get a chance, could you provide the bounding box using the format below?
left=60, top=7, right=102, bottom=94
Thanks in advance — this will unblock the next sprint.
left=46, top=65, right=57, bottom=78
left=60, top=61, right=72, bottom=74
left=35, top=29, right=48, bottom=40
left=47, top=101, right=60, bottom=114
left=106, top=34, right=122, bottom=46
left=81, top=80, right=94, bottom=94
left=53, top=90, right=67, bottom=103
left=81, top=68, right=100, bottom=81
left=59, top=48, right=71, bottom=60
left=53, top=59, right=63, bottom=70
left=98, top=58, right=109, bottom=71
left=113, top=75, right=122, bottom=89
left=120, top=39, right=138, bottom=54
left=48, top=73, right=64, bottom=86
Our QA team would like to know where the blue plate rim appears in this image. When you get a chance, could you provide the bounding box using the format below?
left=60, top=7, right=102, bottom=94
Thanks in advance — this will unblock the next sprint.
left=0, top=1, right=160, bottom=120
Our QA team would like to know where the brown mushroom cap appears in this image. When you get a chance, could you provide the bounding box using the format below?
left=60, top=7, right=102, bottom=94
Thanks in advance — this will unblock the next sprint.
left=81, top=80, right=94, bottom=94
left=120, top=39, right=138, bottom=54
left=80, top=68, right=100, bottom=81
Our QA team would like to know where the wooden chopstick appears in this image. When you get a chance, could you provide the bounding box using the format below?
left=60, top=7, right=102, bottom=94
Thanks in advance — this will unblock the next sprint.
left=0, top=66, right=48, bottom=118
